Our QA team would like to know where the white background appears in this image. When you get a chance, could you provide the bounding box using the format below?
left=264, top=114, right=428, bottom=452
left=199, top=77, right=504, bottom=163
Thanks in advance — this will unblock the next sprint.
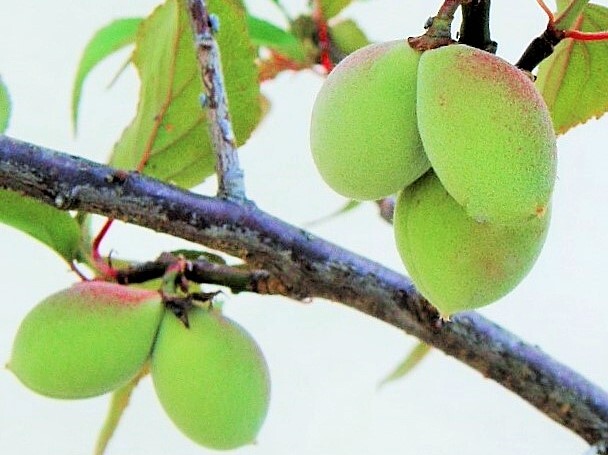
left=1, top=1, right=607, bottom=454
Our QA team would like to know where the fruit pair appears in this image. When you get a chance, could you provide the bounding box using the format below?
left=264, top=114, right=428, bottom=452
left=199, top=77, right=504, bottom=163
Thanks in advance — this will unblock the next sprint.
left=310, top=41, right=557, bottom=316
left=310, top=41, right=556, bottom=222
left=8, top=281, right=270, bottom=450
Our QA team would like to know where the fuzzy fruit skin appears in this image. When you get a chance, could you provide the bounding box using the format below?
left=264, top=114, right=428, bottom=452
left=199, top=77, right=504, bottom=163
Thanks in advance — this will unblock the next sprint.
left=394, top=172, right=550, bottom=317
left=310, top=40, right=430, bottom=200
left=151, top=307, right=270, bottom=450
left=416, top=44, right=557, bottom=224
left=8, top=281, right=163, bottom=399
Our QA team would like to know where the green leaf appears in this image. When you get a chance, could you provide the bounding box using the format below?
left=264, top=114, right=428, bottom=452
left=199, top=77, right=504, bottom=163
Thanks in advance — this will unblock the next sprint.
left=320, top=0, right=352, bottom=19
left=305, top=199, right=362, bottom=227
left=329, top=19, right=370, bottom=55
left=555, top=0, right=591, bottom=29
left=0, top=78, right=9, bottom=133
left=536, top=3, right=608, bottom=134
left=0, top=77, right=9, bottom=133
left=247, top=15, right=306, bottom=62
left=95, top=364, right=148, bottom=455
left=110, top=0, right=260, bottom=188
left=72, top=18, right=142, bottom=132
left=0, top=190, right=81, bottom=261
left=378, top=342, right=431, bottom=388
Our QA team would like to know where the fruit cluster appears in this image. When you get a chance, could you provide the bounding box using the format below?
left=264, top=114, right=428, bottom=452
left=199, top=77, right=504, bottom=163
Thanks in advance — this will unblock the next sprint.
left=8, top=281, right=270, bottom=450
left=310, top=42, right=557, bottom=317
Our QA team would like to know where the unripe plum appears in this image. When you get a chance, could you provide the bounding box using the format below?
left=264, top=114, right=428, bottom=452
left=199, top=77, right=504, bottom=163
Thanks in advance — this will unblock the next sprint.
left=151, top=307, right=270, bottom=450
left=416, top=44, right=557, bottom=224
left=394, top=172, right=550, bottom=317
left=8, top=281, right=163, bottom=399
left=310, top=40, right=430, bottom=200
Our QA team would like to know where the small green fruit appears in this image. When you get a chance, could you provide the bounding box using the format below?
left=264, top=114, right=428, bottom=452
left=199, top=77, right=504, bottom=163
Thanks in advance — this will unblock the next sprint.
left=310, top=40, right=430, bottom=200
left=394, top=172, right=550, bottom=317
left=8, top=281, right=163, bottom=399
left=151, top=307, right=270, bottom=450
left=416, top=44, right=557, bottom=223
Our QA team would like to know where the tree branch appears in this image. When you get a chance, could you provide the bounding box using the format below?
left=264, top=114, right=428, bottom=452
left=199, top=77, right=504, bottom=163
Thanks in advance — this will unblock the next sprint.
left=185, top=0, right=246, bottom=201
left=2, top=134, right=608, bottom=446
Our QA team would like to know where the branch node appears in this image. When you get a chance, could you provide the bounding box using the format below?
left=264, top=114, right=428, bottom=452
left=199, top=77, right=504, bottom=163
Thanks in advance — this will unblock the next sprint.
left=208, top=13, right=220, bottom=33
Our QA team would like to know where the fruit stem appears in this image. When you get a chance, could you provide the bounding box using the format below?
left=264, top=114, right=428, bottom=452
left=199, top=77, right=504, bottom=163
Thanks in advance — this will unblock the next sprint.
left=408, top=0, right=465, bottom=51
left=459, top=0, right=497, bottom=53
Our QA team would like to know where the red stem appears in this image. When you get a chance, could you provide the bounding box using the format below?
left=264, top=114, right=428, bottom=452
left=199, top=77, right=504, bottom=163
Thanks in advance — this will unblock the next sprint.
left=312, top=0, right=333, bottom=73
left=91, top=218, right=118, bottom=279
left=89, top=99, right=156, bottom=278
left=564, top=29, right=608, bottom=41
left=536, top=0, right=555, bottom=23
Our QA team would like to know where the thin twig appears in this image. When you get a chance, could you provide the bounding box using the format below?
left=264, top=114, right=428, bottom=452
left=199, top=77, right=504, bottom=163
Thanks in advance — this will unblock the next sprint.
left=185, top=0, right=246, bottom=201
left=1, top=134, right=608, bottom=446
left=114, top=253, right=276, bottom=294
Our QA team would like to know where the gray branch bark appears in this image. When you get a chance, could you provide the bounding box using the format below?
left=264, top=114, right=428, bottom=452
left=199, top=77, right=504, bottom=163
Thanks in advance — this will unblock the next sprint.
left=186, top=0, right=246, bottom=201
left=1, top=134, right=608, bottom=447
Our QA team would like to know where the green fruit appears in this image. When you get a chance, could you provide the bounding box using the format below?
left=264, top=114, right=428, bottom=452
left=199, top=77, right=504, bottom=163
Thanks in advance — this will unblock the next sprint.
left=416, top=44, right=557, bottom=224
left=310, top=40, right=430, bottom=200
left=394, top=172, right=550, bottom=317
left=151, top=307, right=270, bottom=450
left=8, top=281, right=163, bottom=399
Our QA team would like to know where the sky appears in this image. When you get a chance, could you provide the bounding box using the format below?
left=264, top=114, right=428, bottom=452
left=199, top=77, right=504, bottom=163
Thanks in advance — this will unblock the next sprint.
left=1, top=1, right=607, bottom=454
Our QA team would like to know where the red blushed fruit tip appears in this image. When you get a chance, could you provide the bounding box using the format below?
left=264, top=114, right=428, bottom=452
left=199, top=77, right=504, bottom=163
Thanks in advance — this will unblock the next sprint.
left=71, top=281, right=159, bottom=305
